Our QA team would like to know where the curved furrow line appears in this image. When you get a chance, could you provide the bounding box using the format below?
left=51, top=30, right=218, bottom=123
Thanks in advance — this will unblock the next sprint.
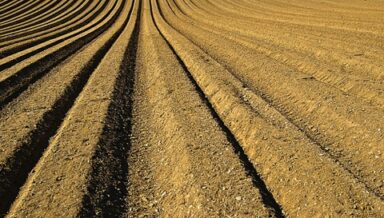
left=0, top=0, right=62, bottom=29
left=0, top=0, right=85, bottom=37
left=240, top=0, right=333, bottom=14
left=4, top=0, right=138, bottom=217
left=0, top=0, right=130, bottom=216
left=191, top=0, right=384, bottom=73
left=0, top=0, right=118, bottom=107
left=178, top=0, right=384, bottom=110
left=0, top=0, right=82, bottom=35
left=0, top=1, right=108, bottom=67
left=233, top=0, right=383, bottom=24
left=190, top=2, right=382, bottom=66
left=0, top=0, right=30, bottom=18
left=213, top=0, right=384, bottom=76
left=0, top=0, right=16, bottom=10
left=162, top=0, right=384, bottom=199
left=317, top=0, right=384, bottom=11
left=0, top=0, right=74, bottom=32
left=244, top=0, right=384, bottom=14
left=198, top=0, right=384, bottom=53
left=236, top=1, right=380, bottom=29
left=126, top=1, right=279, bottom=217
left=207, top=0, right=384, bottom=35
left=0, top=0, right=44, bottom=24
left=169, top=0, right=384, bottom=110
left=0, top=0, right=103, bottom=53
left=0, top=2, right=100, bottom=64
left=154, top=0, right=384, bottom=216
left=166, top=0, right=380, bottom=196
left=233, top=1, right=339, bottom=20
left=0, top=0, right=81, bottom=37
left=201, top=0, right=384, bottom=57
left=0, top=0, right=20, bottom=7
left=0, top=0, right=382, bottom=216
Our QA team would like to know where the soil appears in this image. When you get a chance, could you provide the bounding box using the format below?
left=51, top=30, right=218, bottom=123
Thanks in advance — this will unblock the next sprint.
left=0, top=0, right=383, bottom=217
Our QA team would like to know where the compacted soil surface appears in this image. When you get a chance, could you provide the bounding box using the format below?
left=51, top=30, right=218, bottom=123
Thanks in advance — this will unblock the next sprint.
left=0, top=0, right=383, bottom=217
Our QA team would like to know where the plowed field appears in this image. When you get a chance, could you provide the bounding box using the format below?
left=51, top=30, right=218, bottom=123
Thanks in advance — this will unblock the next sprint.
left=0, top=0, right=383, bottom=217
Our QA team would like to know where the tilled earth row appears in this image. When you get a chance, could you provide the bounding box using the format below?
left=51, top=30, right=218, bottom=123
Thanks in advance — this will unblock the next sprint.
left=0, top=0, right=383, bottom=217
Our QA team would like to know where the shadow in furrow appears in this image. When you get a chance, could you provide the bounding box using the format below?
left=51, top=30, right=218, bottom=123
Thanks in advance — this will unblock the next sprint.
left=0, top=0, right=44, bottom=23
left=0, top=0, right=97, bottom=52
left=78, top=1, right=141, bottom=217
left=0, top=0, right=68, bottom=31
left=150, top=1, right=285, bottom=217
left=162, top=0, right=384, bottom=201
left=0, top=1, right=128, bottom=216
left=0, top=0, right=14, bottom=9
left=0, top=0, right=104, bottom=57
left=0, top=0, right=115, bottom=109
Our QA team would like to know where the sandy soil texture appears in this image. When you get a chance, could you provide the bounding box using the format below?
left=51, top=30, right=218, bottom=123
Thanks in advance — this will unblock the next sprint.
left=0, top=0, right=383, bottom=217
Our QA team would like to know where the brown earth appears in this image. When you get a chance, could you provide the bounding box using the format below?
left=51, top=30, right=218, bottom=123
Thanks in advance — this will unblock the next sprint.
left=0, top=0, right=383, bottom=217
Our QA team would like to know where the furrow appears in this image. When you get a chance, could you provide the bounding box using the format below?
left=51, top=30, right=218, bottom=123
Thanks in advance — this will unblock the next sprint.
left=127, top=1, right=277, bottom=217
left=0, top=0, right=15, bottom=10
left=172, top=0, right=384, bottom=109
left=153, top=0, right=384, bottom=216
left=205, top=0, right=384, bottom=36
left=0, top=0, right=117, bottom=108
left=0, top=0, right=75, bottom=33
left=0, top=0, right=80, bottom=38
left=0, top=0, right=32, bottom=20
left=79, top=0, right=140, bottom=216
left=0, top=0, right=43, bottom=24
left=0, top=0, right=383, bottom=216
left=5, top=0, right=137, bottom=216
left=191, top=0, right=384, bottom=59
left=0, top=0, right=60, bottom=29
left=187, top=0, right=384, bottom=79
left=0, top=0, right=128, bottom=215
left=0, top=0, right=103, bottom=54
left=0, top=0, right=89, bottom=42
left=0, top=0, right=23, bottom=12
left=162, top=0, right=384, bottom=199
